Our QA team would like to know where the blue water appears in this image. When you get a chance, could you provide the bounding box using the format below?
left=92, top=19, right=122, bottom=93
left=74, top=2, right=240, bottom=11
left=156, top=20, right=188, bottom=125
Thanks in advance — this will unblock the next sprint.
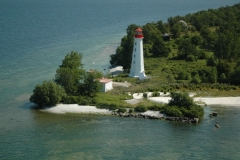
left=1, top=0, right=240, bottom=159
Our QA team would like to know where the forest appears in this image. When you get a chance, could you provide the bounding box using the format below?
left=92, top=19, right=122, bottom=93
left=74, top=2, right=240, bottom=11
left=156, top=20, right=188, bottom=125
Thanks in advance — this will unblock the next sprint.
left=110, top=3, right=240, bottom=85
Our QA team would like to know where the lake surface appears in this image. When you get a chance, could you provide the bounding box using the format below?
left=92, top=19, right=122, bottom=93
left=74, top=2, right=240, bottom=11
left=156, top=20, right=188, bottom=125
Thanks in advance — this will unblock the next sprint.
left=1, top=0, right=240, bottom=159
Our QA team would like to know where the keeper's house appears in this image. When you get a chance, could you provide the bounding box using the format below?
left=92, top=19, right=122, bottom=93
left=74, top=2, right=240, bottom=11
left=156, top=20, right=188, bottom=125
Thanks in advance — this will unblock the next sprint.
left=98, top=77, right=113, bottom=92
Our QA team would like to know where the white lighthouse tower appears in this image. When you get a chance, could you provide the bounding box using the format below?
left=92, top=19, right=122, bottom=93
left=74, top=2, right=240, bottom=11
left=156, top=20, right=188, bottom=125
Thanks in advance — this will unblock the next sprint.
left=129, top=28, right=147, bottom=80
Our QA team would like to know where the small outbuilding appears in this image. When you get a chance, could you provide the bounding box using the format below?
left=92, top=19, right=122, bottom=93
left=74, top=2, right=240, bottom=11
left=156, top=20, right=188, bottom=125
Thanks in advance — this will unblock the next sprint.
left=162, top=33, right=171, bottom=41
left=98, top=77, right=113, bottom=92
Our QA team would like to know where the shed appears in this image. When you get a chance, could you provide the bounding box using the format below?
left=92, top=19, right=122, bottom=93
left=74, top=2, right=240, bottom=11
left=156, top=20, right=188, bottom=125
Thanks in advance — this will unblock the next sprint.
left=98, top=77, right=113, bottom=92
left=162, top=33, right=171, bottom=41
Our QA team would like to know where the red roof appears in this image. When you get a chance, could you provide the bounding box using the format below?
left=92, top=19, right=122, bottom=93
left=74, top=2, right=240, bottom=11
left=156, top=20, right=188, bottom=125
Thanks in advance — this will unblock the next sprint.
left=135, top=27, right=143, bottom=38
left=135, top=28, right=142, bottom=32
left=98, top=77, right=112, bottom=84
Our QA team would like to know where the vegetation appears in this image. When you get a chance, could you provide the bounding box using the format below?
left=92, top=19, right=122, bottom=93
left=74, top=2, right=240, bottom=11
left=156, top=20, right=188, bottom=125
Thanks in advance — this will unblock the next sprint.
left=165, top=92, right=204, bottom=118
left=110, top=3, right=240, bottom=86
left=30, top=80, right=66, bottom=107
left=106, top=3, right=240, bottom=119
left=30, top=4, right=240, bottom=121
left=117, top=108, right=127, bottom=113
left=135, top=105, right=148, bottom=112
left=30, top=51, right=102, bottom=107
left=95, top=93, right=132, bottom=110
left=55, top=51, right=102, bottom=97
left=131, top=93, right=203, bottom=118
left=55, top=51, right=84, bottom=95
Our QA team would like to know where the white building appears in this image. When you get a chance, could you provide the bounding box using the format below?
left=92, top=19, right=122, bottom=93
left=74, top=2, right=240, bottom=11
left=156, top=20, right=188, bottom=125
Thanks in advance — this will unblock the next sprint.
left=98, top=77, right=113, bottom=92
left=129, top=28, right=147, bottom=80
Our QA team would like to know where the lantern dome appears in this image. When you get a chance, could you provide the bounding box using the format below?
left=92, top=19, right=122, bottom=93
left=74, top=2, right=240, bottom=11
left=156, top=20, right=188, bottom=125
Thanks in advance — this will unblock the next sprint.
left=135, top=28, right=144, bottom=38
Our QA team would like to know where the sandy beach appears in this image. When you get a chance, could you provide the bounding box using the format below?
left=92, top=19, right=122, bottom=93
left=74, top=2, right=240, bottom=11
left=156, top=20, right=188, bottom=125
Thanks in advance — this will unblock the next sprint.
left=41, top=104, right=112, bottom=114
left=148, top=96, right=240, bottom=106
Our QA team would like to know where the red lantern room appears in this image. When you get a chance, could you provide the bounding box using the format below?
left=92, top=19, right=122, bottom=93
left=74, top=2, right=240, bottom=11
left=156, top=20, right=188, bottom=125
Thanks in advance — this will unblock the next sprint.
left=135, top=28, right=144, bottom=38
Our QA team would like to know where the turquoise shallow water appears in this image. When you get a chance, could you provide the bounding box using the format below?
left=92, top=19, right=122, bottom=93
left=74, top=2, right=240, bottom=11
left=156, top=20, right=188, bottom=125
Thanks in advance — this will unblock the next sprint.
left=1, top=0, right=240, bottom=159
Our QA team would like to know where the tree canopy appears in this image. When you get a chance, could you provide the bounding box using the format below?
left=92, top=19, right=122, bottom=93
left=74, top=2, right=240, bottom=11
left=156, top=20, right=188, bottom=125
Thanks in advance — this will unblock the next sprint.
left=109, top=3, right=240, bottom=85
left=29, top=80, right=66, bottom=107
left=168, top=92, right=194, bottom=109
left=164, top=92, right=204, bottom=118
left=55, top=51, right=84, bottom=95
left=80, top=70, right=103, bottom=97
left=31, top=51, right=103, bottom=107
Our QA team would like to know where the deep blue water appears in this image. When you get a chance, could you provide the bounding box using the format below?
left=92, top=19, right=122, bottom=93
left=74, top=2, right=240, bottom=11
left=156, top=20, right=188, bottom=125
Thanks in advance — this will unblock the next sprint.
left=1, top=0, right=240, bottom=159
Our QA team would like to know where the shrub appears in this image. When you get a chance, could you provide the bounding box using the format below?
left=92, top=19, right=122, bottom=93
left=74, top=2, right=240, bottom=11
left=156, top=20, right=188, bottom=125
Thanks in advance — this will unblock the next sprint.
left=143, top=92, right=148, bottom=98
left=197, top=50, right=208, bottom=59
left=191, top=74, right=201, bottom=84
left=30, top=80, right=66, bottom=107
left=96, top=103, right=121, bottom=110
left=152, top=91, right=160, bottom=97
left=63, top=96, right=96, bottom=105
left=135, top=105, right=148, bottom=112
left=118, top=108, right=127, bottom=113
left=168, top=92, right=194, bottom=109
left=180, top=105, right=204, bottom=118
left=186, top=55, right=195, bottom=62
left=148, top=104, right=162, bottom=111
left=176, top=71, right=190, bottom=80
left=129, top=109, right=133, bottom=113
left=163, top=105, right=183, bottom=117
left=164, top=92, right=204, bottom=118
left=206, top=56, right=216, bottom=66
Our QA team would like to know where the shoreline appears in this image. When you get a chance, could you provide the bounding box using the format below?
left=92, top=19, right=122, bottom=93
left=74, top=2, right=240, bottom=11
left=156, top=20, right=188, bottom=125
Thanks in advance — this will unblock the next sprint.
left=41, top=96, right=240, bottom=115
left=148, top=96, right=240, bottom=107
left=41, top=104, right=112, bottom=114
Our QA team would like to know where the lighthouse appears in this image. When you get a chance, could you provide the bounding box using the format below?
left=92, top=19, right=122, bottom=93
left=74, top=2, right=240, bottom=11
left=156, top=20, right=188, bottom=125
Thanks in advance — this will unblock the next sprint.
left=129, top=28, right=147, bottom=80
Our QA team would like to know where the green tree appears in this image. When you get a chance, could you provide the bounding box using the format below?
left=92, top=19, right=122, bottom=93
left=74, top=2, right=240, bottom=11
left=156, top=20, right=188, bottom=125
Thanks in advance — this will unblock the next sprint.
left=143, top=44, right=152, bottom=57
left=30, top=80, right=66, bottom=107
left=177, top=38, right=197, bottom=59
left=176, top=71, right=190, bottom=80
left=135, top=105, right=148, bottom=112
left=196, top=50, right=208, bottom=59
left=60, top=51, right=83, bottom=69
left=216, top=60, right=233, bottom=78
left=191, top=73, right=201, bottom=84
left=166, top=74, right=175, bottom=83
left=200, top=26, right=211, bottom=39
left=208, top=67, right=217, bottom=83
left=206, top=56, right=217, bottom=66
left=190, top=15, right=206, bottom=31
left=126, top=24, right=139, bottom=36
left=55, top=51, right=84, bottom=95
left=163, top=106, right=183, bottom=117
left=191, top=35, right=203, bottom=46
left=80, top=71, right=102, bottom=97
left=204, top=32, right=217, bottom=50
left=142, top=23, right=161, bottom=45
left=168, top=92, right=194, bottom=109
left=168, top=16, right=184, bottom=28
left=110, top=24, right=138, bottom=70
left=213, top=30, right=237, bottom=61
left=186, top=55, right=195, bottom=62
left=230, top=67, right=240, bottom=85
left=156, top=20, right=170, bottom=34
left=171, top=23, right=182, bottom=39
left=141, top=23, right=170, bottom=57
left=219, top=73, right=227, bottom=83
left=152, top=38, right=170, bottom=57
left=167, top=92, right=204, bottom=118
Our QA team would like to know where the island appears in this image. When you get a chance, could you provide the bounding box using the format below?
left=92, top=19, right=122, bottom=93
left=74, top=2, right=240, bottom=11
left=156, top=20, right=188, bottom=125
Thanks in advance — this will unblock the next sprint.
left=30, top=3, right=240, bottom=124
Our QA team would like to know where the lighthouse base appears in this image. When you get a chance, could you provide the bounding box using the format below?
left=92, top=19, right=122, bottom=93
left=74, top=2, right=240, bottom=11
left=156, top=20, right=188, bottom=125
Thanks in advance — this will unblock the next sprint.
left=129, top=72, right=147, bottom=80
